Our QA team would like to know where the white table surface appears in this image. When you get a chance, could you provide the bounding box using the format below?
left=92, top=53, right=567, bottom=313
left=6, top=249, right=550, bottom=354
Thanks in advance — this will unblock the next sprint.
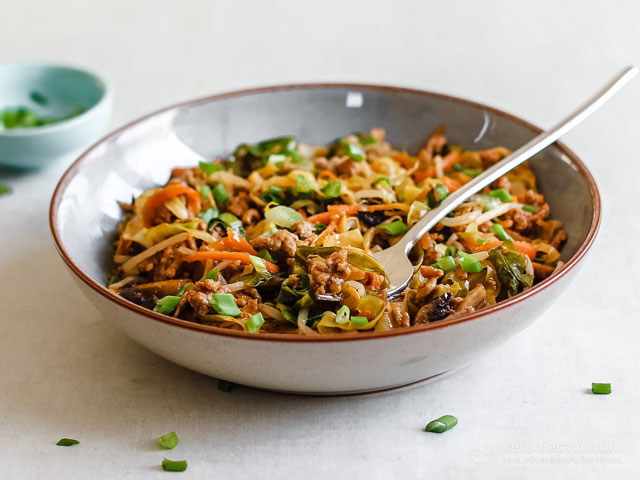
left=2, top=1, right=639, bottom=478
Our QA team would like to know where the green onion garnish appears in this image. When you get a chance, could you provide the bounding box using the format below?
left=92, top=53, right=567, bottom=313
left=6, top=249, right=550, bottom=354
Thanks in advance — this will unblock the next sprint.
left=476, top=238, right=488, bottom=245
left=218, top=380, right=234, bottom=392
left=177, top=282, right=191, bottom=296
left=335, top=305, right=350, bottom=325
left=267, top=153, right=287, bottom=165
left=199, top=161, right=224, bottom=174
left=199, top=185, right=212, bottom=203
left=453, top=163, right=464, bottom=172
left=425, top=415, right=458, bottom=433
left=344, top=142, right=365, bottom=162
left=462, top=168, right=482, bottom=178
left=457, top=252, right=483, bottom=273
left=154, top=296, right=182, bottom=315
left=162, top=459, right=188, bottom=472
left=322, top=180, right=342, bottom=198
left=444, top=245, right=457, bottom=257
left=371, top=176, right=391, bottom=188
left=427, top=184, right=450, bottom=208
left=260, top=186, right=284, bottom=204
left=246, top=312, right=265, bottom=333
left=490, top=223, right=511, bottom=241
left=205, top=268, right=219, bottom=280
left=219, top=212, right=243, bottom=234
left=0, top=182, right=11, bottom=196
left=30, top=91, right=49, bottom=106
left=592, top=383, right=612, bottom=395
left=157, top=432, right=179, bottom=450
left=435, top=255, right=456, bottom=272
left=295, top=175, right=311, bottom=194
left=257, top=249, right=275, bottom=263
left=489, top=188, right=512, bottom=202
left=350, top=316, right=368, bottom=326
left=315, top=223, right=327, bottom=234
left=522, top=204, right=538, bottom=213
left=378, top=220, right=410, bottom=236
left=212, top=184, right=229, bottom=206
left=56, top=438, right=79, bottom=447
left=209, top=294, right=241, bottom=317
left=198, top=207, right=219, bottom=224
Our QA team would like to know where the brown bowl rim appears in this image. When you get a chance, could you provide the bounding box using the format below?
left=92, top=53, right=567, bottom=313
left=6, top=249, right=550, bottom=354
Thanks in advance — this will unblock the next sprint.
left=49, top=83, right=601, bottom=343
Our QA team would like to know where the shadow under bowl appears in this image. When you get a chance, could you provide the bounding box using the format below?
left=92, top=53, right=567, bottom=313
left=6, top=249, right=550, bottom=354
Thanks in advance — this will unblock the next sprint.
left=49, top=84, right=600, bottom=394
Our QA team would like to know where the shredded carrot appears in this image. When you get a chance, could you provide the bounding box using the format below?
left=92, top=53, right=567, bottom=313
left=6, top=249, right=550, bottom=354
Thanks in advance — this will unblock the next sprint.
left=212, top=228, right=257, bottom=255
left=297, top=208, right=308, bottom=219
left=365, top=272, right=384, bottom=290
left=317, top=170, right=336, bottom=180
left=365, top=203, right=411, bottom=213
left=315, top=216, right=339, bottom=244
left=142, top=185, right=202, bottom=228
left=306, top=211, right=332, bottom=224
left=474, top=240, right=536, bottom=260
left=359, top=310, right=374, bottom=321
left=413, top=151, right=461, bottom=183
left=420, top=233, right=432, bottom=250
left=440, top=176, right=462, bottom=193
left=307, top=203, right=411, bottom=223
left=183, top=251, right=279, bottom=273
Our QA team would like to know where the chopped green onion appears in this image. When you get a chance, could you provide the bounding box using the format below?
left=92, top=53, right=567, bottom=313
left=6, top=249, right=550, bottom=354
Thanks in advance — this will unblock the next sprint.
left=315, top=223, right=327, bottom=234
left=199, top=161, right=224, bottom=174
left=444, top=246, right=457, bottom=257
left=592, top=383, right=611, bottom=395
left=218, top=380, right=234, bottom=392
left=209, top=294, right=241, bottom=316
left=0, top=182, right=12, bottom=196
left=490, top=223, right=511, bottom=241
left=427, top=184, right=450, bottom=208
left=462, top=168, right=482, bottom=178
left=199, top=185, right=211, bottom=203
left=295, top=175, right=311, bottom=194
left=157, top=432, right=179, bottom=450
left=322, top=180, right=342, bottom=198
left=360, top=137, right=378, bottom=146
left=267, top=153, right=287, bottom=165
left=489, top=188, right=512, bottom=202
left=154, top=296, right=181, bottom=315
left=56, top=438, right=79, bottom=447
left=425, top=415, right=458, bottom=433
left=257, top=249, right=275, bottom=263
left=246, top=312, right=265, bottom=333
left=177, top=282, right=191, bottom=296
left=260, top=186, right=284, bottom=204
left=457, top=252, right=483, bottom=273
left=264, top=205, right=303, bottom=228
left=335, top=305, right=350, bottom=325
left=350, top=316, right=368, bottom=326
left=198, top=207, right=219, bottom=224
left=30, top=91, right=49, bottom=106
left=453, top=163, right=464, bottom=172
left=522, top=205, right=538, bottom=213
left=344, top=142, right=365, bottom=162
left=371, top=176, right=391, bottom=188
left=162, top=459, right=187, bottom=472
left=205, top=268, right=219, bottom=280
left=212, top=184, right=229, bottom=206
left=476, top=238, right=488, bottom=245
left=378, top=220, right=409, bottom=236
left=435, top=255, right=456, bottom=272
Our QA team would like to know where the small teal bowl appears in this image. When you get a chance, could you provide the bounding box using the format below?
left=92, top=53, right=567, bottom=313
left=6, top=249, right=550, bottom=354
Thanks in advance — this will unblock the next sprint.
left=0, top=63, right=113, bottom=169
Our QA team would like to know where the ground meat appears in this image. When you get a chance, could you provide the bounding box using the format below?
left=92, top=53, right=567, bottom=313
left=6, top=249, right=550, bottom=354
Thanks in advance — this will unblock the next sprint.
left=415, top=278, right=439, bottom=303
left=251, top=229, right=298, bottom=258
left=524, top=189, right=545, bottom=204
left=479, top=147, right=510, bottom=167
left=227, top=190, right=252, bottom=217
left=455, top=284, right=487, bottom=314
left=183, top=279, right=230, bottom=316
left=314, top=155, right=371, bottom=177
left=423, top=247, right=439, bottom=265
left=420, top=265, right=444, bottom=279
left=414, top=292, right=455, bottom=324
left=503, top=203, right=550, bottom=235
left=242, top=208, right=261, bottom=226
left=491, top=175, right=511, bottom=191
left=235, top=290, right=261, bottom=318
left=154, top=245, right=184, bottom=281
left=418, top=126, right=446, bottom=163
left=388, top=303, right=410, bottom=328
left=291, top=220, right=316, bottom=241
left=308, top=249, right=351, bottom=296
left=550, top=229, right=567, bottom=249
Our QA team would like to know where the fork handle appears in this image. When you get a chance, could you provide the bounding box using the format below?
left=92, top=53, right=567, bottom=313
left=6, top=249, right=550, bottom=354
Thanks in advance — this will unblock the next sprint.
left=393, top=65, right=638, bottom=256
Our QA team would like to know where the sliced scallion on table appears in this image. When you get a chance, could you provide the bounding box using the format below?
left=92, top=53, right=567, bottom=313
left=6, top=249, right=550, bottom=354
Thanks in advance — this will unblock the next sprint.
left=425, top=415, right=458, bottom=433
left=209, top=294, right=241, bottom=316
left=592, top=383, right=612, bottom=395
left=157, top=432, right=179, bottom=450
left=378, top=220, right=409, bottom=236
left=56, top=438, right=79, bottom=447
left=162, top=459, right=188, bottom=472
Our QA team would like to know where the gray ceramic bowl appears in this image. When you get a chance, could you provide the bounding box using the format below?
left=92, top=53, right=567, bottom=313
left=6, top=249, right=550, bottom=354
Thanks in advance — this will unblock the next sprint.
left=50, top=84, right=600, bottom=394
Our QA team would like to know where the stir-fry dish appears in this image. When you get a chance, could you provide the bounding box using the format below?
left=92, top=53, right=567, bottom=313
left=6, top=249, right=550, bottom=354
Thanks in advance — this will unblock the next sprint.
left=109, top=127, right=566, bottom=335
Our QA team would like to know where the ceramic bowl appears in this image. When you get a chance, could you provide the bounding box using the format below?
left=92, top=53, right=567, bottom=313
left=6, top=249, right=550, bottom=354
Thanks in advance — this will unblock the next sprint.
left=50, top=84, right=600, bottom=394
left=0, top=63, right=112, bottom=169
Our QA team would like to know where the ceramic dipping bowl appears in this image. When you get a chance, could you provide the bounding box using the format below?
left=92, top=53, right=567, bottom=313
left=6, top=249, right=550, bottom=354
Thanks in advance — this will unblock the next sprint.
left=50, top=84, right=600, bottom=394
left=0, top=63, right=112, bottom=169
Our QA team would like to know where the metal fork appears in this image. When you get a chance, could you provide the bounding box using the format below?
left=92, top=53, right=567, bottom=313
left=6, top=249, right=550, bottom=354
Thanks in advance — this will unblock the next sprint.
left=374, top=66, right=638, bottom=299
